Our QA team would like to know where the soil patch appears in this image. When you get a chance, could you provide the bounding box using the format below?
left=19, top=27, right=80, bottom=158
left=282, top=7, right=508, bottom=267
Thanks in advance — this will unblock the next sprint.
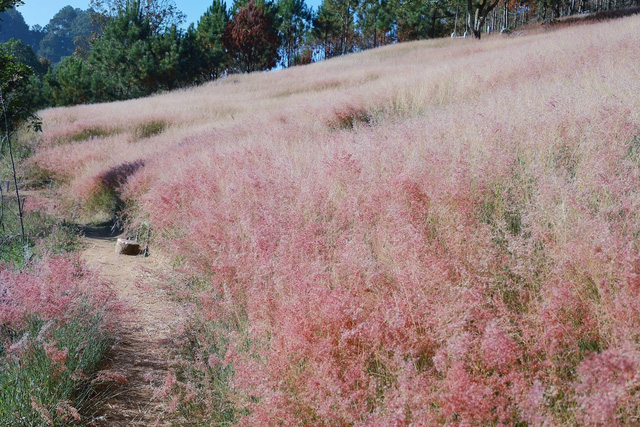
left=81, top=224, right=184, bottom=426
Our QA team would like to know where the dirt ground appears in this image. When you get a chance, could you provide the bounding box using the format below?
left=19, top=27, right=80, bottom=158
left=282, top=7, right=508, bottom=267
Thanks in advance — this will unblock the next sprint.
left=80, top=225, right=185, bottom=426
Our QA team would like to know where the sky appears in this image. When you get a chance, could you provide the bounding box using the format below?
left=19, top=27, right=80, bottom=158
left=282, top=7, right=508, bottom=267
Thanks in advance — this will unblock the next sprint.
left=16, top=0, right=321, bottom=29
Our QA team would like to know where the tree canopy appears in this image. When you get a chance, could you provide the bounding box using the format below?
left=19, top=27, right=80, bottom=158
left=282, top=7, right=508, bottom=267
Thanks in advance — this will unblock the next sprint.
left=277, top=0, right=312, bottom=66
left=195, top=0, right=230, bottom=80
left=0, top=9, right=39, bottom=45
left=0, top=0, right=23, bottom=13
left=90, top=0, right=186, bottom=32
left=223, top=0, right=280, bottom=73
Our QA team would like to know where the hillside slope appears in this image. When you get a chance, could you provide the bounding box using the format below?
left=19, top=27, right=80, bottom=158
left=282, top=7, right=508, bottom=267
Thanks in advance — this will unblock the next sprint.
left=34, top=16, right=640, bottom=425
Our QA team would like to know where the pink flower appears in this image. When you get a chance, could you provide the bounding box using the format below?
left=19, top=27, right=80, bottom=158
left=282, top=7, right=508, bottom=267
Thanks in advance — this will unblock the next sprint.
left=44, top=342, right=68, bottom=365
left=92, top=370, right=128, bottom=385
left=30, top=396, right=52, bottom=425
left=56, top=401, right=81, bottom=422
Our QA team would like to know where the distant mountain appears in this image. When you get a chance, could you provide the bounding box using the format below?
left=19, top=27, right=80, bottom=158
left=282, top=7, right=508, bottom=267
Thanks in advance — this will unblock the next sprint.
left=0, top=9, right=44, bottom=48
left=37, top=6, right=99, bottom=65
left=0, top=6, right=99, bottom=65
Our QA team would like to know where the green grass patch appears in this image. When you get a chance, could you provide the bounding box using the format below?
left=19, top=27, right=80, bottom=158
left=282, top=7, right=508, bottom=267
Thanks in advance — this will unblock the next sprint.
left=174, top=316, right=237, bottom=425
left=67, top=126, right=119, bottom=143
left=85, top=186, right=116, bottom=218
left=135, top=120, right=167, bottom=140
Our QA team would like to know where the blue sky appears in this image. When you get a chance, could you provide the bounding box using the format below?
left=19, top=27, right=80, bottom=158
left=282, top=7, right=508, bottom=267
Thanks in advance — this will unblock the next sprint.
left=17, top=0, right=321, bottom=29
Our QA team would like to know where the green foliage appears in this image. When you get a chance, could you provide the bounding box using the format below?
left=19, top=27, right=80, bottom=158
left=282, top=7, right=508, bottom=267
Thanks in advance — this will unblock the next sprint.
left=135, top=119, right=166, bottom=139
left=1, top=50, right=44, bottom=262
left=312, top=0, right=350, bottom=59
left=90, top=0, right=186, bottom=33
left=195, top=0, right=230, bottom=80
left=43, top=56, right=92, bottom=106
left=39, top=0, right=209, bottom=105
left=0, top=0, right=23, bottom=14
left=0, top=189, right=80, bottom=266
left=389, top=0, right=446, bottom=41
left=0, top=39, right=50, bottom=111
left=356, top=0, right=396, bottom=48
left=0, top=314, right=113, bottom=426
left=277, top=0, right=312, bottom=67
left=173, top=297, right=239, bottom=425
left=0, top=38, right=47, bottom=75
left=479, top=182, right=524, bottom=238
left=84, top=0, right=194, bottom=102
left=86, top=1, right=155, bottom=100
left=85, top=186, right=116, bottom=217
left=627, top=134, right=640, bottom=163
left=0, top=234, right=25, bottom=267
left=2, top=220, right=74, bottom=266
left=0, top=52, right=41, bottom=149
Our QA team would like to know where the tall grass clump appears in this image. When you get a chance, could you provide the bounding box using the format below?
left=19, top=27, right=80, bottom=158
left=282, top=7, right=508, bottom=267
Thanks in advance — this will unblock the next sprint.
left=33, top=14, right=640, bottom=425
left=0, top=255, right=122, bottom=425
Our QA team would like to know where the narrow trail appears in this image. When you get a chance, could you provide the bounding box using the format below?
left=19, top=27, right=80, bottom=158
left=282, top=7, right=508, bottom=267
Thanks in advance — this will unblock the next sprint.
left=79, top=225, right=184, bottom=426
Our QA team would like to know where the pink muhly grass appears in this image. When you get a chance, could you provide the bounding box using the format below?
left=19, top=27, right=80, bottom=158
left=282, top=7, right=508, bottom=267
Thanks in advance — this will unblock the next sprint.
left=574, top=346, right=640, bottom=425
left=55, top=401, right=81, bottom=422
left=0, top=254, right=121, bottom=329
left=30, top=396, right=53, bottom=426
left=91, top=370, right=129, bottom=385
left=32, top=14, right=640, bottom=425
left=1, top=255, right=123, bottom=424
left=44, top=342, right=69, bottom=366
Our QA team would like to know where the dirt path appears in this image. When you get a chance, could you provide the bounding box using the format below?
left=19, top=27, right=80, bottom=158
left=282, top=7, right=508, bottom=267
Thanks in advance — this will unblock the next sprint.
left=80, top=225, right=184, bottom=426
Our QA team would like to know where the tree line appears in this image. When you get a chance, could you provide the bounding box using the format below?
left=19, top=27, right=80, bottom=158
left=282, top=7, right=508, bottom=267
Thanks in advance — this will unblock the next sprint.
left=1, top=0, right=638, bottom=107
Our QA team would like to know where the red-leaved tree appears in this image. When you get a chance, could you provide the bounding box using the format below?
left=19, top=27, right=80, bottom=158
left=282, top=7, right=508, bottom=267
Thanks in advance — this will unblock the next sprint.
left=222, top=0, right=280, bottom=73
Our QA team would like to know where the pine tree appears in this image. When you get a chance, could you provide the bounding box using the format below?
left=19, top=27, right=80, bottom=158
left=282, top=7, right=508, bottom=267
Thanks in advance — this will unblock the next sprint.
left=86, top=0, right=186, bottom=101
left=276, top=0, right=312, bottom=67
left=312, top=0, right=341, bottom=59
left=196, top=0, right=230, bottom=80
left=44, top=56, right=92, bottom=105
left=313, top=0, right=358, bottom=57
left=90, top=0, right=185, bottom=33
left=356, top=0, right=395, bottom=49
left=392, top=0, right=434, bottom=41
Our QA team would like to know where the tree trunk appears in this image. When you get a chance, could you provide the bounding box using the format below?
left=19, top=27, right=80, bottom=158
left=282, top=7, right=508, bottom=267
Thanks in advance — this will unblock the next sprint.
left=473, top=8, right=482, bottom=38
left=0, top=89, right=25, bottom=248
left=468, top=0, right=500, bottom=38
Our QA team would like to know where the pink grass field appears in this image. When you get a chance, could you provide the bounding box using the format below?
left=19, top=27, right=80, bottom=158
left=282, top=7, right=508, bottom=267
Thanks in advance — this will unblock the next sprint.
left=32, top=15, right=640, bottom=424
left=0, top=255, right=120, bottom=334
